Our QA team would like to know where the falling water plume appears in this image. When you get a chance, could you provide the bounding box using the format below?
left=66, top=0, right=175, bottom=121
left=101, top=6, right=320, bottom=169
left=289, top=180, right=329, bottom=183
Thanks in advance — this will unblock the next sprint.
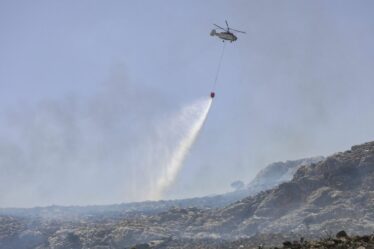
left=151, top=97, right=212, bottom=199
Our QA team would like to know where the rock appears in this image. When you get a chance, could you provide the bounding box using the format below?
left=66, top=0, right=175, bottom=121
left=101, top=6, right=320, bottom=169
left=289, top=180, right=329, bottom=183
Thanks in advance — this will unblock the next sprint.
left=132, top=243, right=150, bottom=249
left=336, top=230, right=348, bottom=238
left=361, top=235, right=370, bottom=242
left=325, top=240, right=335, bottom=246
left=282, top=241, right=292, bottom=247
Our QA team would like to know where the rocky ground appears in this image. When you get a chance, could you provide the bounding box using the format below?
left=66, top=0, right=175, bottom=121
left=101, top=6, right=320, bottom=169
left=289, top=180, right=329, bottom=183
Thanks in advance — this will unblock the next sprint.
left=268, top=230, right=374, bottom=249
left=240, top=232, right=374, bottom=249
left=130, top=231, right=374, bottom=249
left=0, top=142, right=373, bottom=249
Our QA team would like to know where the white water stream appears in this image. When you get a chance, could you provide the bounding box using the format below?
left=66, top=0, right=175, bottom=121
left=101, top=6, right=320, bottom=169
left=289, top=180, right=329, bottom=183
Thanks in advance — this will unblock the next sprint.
left=150, top=97, right=212, bottom=199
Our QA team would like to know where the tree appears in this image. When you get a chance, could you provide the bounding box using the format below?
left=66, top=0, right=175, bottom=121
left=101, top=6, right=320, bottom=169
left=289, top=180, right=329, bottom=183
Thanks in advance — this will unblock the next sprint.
left=230, top=180, right=245, bottom=191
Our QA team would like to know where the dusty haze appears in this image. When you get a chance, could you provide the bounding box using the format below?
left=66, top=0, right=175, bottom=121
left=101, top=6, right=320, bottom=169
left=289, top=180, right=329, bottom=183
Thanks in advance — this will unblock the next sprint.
left=0, top=1, right=374, bottom=207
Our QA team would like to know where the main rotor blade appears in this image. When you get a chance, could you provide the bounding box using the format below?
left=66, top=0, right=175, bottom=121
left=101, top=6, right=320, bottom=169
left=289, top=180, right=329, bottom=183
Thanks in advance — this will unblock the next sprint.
left=214, top=24, right=226, bottom=31
left=230, top=28, right=246, bottom=34
left=225, top=20, right=229, bottom=30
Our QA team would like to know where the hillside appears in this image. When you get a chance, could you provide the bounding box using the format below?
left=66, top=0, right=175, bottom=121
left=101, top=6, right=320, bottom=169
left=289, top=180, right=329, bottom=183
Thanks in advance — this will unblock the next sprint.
left=0, top=156, right=321, bottom=219
left=120, top=141, right=374, bottom=247
left=217, top=141, right=374, bottom=236
left=0, top=142, right=372, bottom=248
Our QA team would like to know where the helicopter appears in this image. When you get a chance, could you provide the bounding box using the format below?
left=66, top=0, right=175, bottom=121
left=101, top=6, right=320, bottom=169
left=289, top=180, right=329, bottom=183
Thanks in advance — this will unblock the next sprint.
left=210, top=20, right=245, bottom=42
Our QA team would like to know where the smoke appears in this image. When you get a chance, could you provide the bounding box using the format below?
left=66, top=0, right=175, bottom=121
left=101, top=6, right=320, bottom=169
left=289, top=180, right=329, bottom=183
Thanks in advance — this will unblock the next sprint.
left=151, top=97, right=212, bottom=199
left=3, top=1, right=374, bottom=207
left=0, top=69, right=215, bottom=207
left=0, top=76, right=171, bottom=207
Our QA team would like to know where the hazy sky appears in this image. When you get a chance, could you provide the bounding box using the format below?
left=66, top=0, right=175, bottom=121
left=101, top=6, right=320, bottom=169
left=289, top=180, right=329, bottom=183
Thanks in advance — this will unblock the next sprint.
left=1, top=1, right=374, bottom=207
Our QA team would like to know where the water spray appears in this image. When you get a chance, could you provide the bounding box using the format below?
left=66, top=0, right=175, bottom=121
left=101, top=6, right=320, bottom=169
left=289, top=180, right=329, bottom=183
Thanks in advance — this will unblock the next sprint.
left=151, top=97, right=213, bottom=199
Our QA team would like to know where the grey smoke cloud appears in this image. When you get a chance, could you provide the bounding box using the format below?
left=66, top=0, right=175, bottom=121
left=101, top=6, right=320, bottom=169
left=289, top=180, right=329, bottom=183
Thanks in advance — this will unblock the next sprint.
left=1, top=1, right=374, bottom=207
left=0, top=71, right=176, bottom=207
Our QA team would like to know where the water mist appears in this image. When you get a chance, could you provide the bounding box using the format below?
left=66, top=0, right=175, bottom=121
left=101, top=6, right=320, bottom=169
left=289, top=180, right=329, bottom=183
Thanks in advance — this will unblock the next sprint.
left=151, top=97, right=213, bottom=199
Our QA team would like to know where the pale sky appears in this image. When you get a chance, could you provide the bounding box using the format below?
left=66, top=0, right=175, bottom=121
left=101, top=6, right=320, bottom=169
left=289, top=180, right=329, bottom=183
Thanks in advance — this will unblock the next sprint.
left=1, top=0, right=374, bottom=207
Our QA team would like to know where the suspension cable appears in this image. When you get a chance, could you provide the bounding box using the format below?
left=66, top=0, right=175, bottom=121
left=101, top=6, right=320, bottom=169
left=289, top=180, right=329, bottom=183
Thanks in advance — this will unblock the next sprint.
left=211, top=42, right=227, bottom=91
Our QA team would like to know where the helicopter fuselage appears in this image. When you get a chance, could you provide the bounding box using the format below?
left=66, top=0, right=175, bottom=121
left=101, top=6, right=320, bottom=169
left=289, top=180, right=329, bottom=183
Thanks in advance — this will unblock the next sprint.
left=210, top=29, right=237, bottom=42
